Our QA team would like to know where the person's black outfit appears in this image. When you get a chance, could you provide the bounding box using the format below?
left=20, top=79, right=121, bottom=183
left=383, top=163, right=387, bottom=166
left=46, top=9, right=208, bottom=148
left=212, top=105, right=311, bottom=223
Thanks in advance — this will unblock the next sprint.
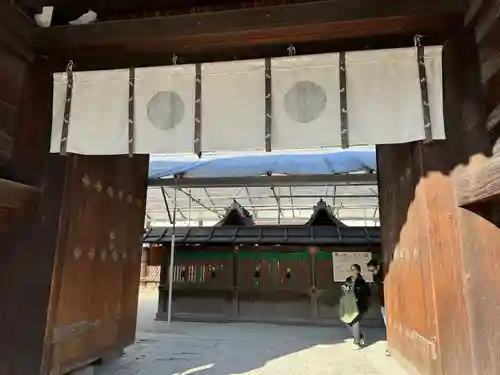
left=373, top=263, right=385, bottom=308
left=344, top=275, right=371, bottom=346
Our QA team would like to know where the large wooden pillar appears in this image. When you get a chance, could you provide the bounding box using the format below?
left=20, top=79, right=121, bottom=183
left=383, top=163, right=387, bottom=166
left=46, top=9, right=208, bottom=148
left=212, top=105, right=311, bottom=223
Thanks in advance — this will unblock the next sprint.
left=0, top=13, right=149, bottom=375
left=0, top=6, right=60, bottom=371
left=378, top=28, right=500, bottom=375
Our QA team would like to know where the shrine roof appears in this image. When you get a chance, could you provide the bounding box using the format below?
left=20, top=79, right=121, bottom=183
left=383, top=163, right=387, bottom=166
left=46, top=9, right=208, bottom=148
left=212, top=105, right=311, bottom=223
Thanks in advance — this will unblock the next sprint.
left=144, top=225, right=380, bottom=246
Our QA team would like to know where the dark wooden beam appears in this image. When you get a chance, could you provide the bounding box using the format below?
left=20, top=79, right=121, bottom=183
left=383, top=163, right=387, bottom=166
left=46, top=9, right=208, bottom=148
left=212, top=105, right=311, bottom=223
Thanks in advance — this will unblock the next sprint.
left=487, top=102, right=500, bottom=131
left=476, top=18, right=500, bottom=79
left=0, top=131, right=14, bottom=167
left=0, top=178, right=38, bottom=210
left=475, top=0, right=500, bottom=43
left=42, top=34, right=450, bottom=71
left=35, top=0, right=463, bottom=70
left=0, top=57, right=67, bottom=375
left=458, top=1, right=500, bottom=207
left=23, top=0, right=464, bottom=20
left=0, top=4, right=35, bottom=168
left=480, top=46, right=500, bottom=84
left=469, top=0, right=500, bottom=138
left=0, top=2, right=36, bottom=62
left=0, top=2, right=36, bottom=36
left=465, top=0, right=494, bottom=27
left=485, top=66, right=500, bottom=112
left=19, top=0, right=245, bottom=20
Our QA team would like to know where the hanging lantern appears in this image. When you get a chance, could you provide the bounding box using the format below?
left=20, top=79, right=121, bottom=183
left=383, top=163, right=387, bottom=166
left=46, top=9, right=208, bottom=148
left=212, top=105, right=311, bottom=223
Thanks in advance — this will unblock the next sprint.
left=308, top=246, right=318, bottom=255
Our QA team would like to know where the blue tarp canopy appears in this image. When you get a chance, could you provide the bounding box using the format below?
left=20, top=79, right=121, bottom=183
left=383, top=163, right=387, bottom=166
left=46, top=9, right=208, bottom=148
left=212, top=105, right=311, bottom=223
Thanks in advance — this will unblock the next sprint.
left=149, top=148, right=376, bottom=179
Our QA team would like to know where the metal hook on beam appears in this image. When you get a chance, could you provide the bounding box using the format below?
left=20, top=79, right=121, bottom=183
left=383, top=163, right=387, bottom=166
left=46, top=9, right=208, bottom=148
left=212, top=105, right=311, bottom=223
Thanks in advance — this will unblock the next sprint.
left=413, top=34, right=423, bottom=47
left=65, top=60, right=74, bottom=76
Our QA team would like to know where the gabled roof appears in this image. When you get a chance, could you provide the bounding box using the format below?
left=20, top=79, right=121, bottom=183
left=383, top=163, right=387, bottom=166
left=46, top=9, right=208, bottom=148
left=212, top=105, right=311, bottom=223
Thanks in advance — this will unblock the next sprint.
left=144, top=225, right=380, bottom=246
left=215, top=201, right=254, bottom=227
left=305, top=199, right=346, bottom=227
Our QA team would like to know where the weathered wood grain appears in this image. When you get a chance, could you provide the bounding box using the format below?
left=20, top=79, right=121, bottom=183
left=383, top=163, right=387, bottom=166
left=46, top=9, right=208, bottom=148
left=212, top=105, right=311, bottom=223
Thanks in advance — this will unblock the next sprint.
left=474, top=0, right=500, bottom=136
left=378, top=28, right=493, bottom=375
left=0, top=58, right=68, bottom=375
left=0, top=51, right=27, bottom=113
left=0, top=3, right=34, bottom=167
left=0, top=2, right=35, bottom=62
left=45, top=155, right=149, bottom=374
left=455, top=155, right=500, bottom=206
left=35, top=0, right=462, bottom=69
left=487, top=102, right=500, bottom=131
left=24, top=0, right=464, bottom=23
left=0, top=176, right=38, bottom=210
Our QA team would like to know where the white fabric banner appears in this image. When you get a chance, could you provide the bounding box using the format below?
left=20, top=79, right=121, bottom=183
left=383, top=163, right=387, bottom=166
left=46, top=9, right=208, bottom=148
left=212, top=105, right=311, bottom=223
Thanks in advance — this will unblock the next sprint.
left=201, top=60, right=265, bottom=152
left=271, top=53, right=342, bottom=150
left=50, top=46, right=445, bottom=155
left=346, top=46, right=445, bottom=145
left=134, top=65, right=196, bottom=154
left=50, top=70, right=129, bottom=154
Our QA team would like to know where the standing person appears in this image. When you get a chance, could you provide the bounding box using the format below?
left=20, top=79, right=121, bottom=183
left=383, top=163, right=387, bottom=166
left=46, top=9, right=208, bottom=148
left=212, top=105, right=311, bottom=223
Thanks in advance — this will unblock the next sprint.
left=367, top=260, right=385, bottom=325
left=339, top=264, right=371, bottom=349
left=367, top=259, right=390, bottom=355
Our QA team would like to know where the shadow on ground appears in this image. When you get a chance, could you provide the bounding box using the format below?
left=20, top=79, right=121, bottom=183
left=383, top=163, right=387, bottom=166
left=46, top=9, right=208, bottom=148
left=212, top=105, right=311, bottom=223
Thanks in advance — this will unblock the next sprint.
left=94, top=291, right=404, bottom=375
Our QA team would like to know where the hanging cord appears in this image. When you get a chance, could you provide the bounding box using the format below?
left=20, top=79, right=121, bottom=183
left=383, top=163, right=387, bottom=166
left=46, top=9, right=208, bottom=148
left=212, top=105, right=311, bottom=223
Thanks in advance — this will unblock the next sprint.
left=287, top=44, right=296, bottom=57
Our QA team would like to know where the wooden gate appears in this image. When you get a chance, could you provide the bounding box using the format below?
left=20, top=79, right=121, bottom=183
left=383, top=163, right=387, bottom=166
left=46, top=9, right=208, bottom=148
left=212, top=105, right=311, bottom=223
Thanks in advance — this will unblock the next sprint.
left=43, top=155, right=148, bottom=375
left=378, top=19, right=500, bottom=375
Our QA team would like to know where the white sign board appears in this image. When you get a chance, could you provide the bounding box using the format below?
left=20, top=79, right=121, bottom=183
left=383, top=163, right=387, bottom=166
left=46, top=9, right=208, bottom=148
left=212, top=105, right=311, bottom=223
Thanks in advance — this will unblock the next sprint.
left=332, top=252, right=373, bottom=282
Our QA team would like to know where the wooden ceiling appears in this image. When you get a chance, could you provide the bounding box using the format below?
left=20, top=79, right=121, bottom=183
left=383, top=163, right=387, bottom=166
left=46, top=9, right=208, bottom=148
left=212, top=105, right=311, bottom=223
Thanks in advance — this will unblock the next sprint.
left=18, top=0, right=465, bottom=24
left=16, top=0, right=319, bottom=23
left=32, top=0, right=465, bottom=71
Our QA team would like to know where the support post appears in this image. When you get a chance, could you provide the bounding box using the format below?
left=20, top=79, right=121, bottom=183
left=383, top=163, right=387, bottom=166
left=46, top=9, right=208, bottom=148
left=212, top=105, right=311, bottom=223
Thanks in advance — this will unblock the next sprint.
left=0, top=58, right=64, bottom=375
left=167, top=184, right=178, bottom=326
left=141, top=247, right=148, bottom=278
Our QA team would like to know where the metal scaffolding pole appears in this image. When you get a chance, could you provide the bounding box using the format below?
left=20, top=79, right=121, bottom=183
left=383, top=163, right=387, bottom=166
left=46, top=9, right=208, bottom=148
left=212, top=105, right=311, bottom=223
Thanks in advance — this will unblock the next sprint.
left=245, top=186, right=258, bottom=219
left=167, top=181, right=178, bottom=326
left=270, top=186, right=283, bottom=224
left=162, top=204, right=379, bottom=211
left=162, top=187, right=188, bottom=221
left=149, top=173, right=377, bottom=188
left=160, top=186, right=173, bottom=224
left=178, top=187, right=223, bottom=218
left=187, top=188, right=192, bottom=224
left=289, top=186, right=296, bottom=219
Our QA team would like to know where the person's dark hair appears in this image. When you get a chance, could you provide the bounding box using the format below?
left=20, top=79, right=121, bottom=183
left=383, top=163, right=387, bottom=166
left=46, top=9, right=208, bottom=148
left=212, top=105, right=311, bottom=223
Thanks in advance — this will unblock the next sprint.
left=367, top=260, right=380, bottom=268
left=351, top=264, right=361, bottom=272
